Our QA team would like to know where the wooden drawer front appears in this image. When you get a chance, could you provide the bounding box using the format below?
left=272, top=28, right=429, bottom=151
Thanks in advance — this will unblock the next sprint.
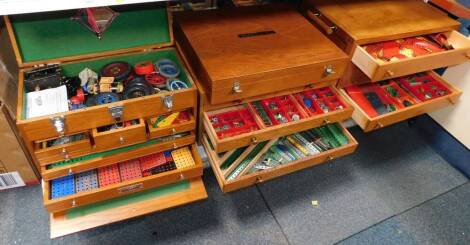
left=339, top=71, right=462, bottom=132
left=203, top=86, right=354, bottom=153
left=209, top=59, right=348, bottom=105
left=34, top=132, right=92, bottom=166
left=352, top=31, right=470, bottom=82
left=49, top=177, right=207, bottom=239
left=148, top=111, right=196, bottom=139
left=43, top=144, right=203, bottom=213
left=17, top=87, right=196, bottom=142
left=92, top=119, right=147, bottom=152
left=40, top=132, right=196, bottom=181
left=202, top=123, right=358, bottom=193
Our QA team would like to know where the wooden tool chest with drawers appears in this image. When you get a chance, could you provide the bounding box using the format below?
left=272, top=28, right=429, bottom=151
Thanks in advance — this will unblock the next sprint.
left=1, top=3, right=207, bottom=238
left=303, top=0, right=468, bottom=132
left=175, top=5, right=359, bottom=192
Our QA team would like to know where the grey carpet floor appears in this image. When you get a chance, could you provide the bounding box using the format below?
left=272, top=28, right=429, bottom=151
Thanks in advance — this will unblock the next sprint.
left=0, top=122, right=468, bottom=245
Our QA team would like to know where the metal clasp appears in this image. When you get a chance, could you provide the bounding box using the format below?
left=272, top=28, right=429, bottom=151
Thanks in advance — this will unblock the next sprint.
left=232, top=81, right=242, bottom=94
left=50, top=116, right=66, bottom=136
left=162, top=95, right=173, bottom=111
left=109, top=106, right=124, bottom=122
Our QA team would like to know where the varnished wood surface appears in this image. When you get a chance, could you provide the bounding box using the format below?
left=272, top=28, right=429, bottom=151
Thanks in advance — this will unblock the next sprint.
left=15, top=48, right=197, bottom=142
left=306, top=0, right=460, bottom=44
left=49, top=177, right=207, bottom=238
left=202, top=123, right=358, bottom=193
left=39, top=132, right=195, bottom=180
left=92, top=119, right=147, bottom=152
left=351, top=31, right=470, bottom=81
left=43, top=144, right=203, bottom=213
left=338, top=71, right=462, bottom=132
left=175, top=5, right=348, bottom=104
left=203, top=86, right=354, bottom=153
left=147, top=112, right=196, bottom=139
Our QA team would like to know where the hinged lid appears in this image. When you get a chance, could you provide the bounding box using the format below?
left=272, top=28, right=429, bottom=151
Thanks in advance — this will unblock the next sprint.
left=175, top=5, right=348, bottom=83
left=308, top=0, right=460, bottom=44
left=5, top=3, right=173, bottom=69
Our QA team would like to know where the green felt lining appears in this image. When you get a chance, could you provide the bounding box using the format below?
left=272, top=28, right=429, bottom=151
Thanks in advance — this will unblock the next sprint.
left=11, top=6, right=170, bottom=62
left=66, top=180, right=190, bottom=219
left=21, top=49, right=192, bottom=120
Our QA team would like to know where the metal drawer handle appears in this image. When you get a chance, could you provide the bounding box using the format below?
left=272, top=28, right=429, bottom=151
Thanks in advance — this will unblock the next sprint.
left=306, top=11, right=337, bottom=35
left=386, top=70, right=395, bottom=77
left=171, top=128, right=177, bottom=135
left=68, top=169, right=73, bottom=175
left=327, top=156, right=334, bottom=161
left=162, top=95, right=174, bottom=111
left=375, top=122, right=384, bottom=129
left=119, top=136, right=125, bottom=144
left=323, top=119, right=331, bottom=125
left=256, top=176, right=263, bottom=183
left=61, top=148, right=69, bottom=159
left=251, top=137, right=258, bottom=144
left=173, top=143, right=178, bottom=149
left=72, top=199, right=77, bottom=207
left=232, top=81, right=242, bottom=94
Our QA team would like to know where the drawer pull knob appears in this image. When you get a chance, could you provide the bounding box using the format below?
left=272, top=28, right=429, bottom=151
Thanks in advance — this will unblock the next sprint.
left=386, top=70, right=395, bottom=77
left=232, top=81, right=242, bottom=94
left=327, top=156, right=334, bottom=161
left=251, top=137, right=258, bottom=144
left=162, top=95, right=174, bottom=111
left=324, top=65, right=335, bottom=76
left=171, top=128, right=177, bottom=135
left=119, top=136, right=125, bottom=144
left=179, top=173, right=185, bottom=180
left=323, top=119, right=331, bottom=125
left=50, top=116, right=66, bottom=136
left=375, top=122, right=384, bottom=129
left=61, top=148, right=69, bottom=159
left=256, top=176, right=263, bottom=183
left=68, top=169, right=73, bottom=175
left=173, top=143, right=178, bottom=149
left=72, top=200, right=76, bottom=207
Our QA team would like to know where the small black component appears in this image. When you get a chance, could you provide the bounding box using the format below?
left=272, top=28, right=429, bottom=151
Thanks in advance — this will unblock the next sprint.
left=364, top=92, right=388, bottom=115
left=62, top=76, right=81, bottom=98
left=123, top=76, right=152, bottom=100
left=24, top=64, right=63, bottom=92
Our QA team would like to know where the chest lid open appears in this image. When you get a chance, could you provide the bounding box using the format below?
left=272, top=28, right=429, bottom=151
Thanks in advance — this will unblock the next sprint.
left=4, top=3, right=173, bottom=69
left=175, top=5, right=349, bottom=105
left=307, top=0, right=460, bottom=45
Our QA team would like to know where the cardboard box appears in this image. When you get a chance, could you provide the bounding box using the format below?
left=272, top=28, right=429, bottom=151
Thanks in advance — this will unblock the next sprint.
left=0, top=37, right=40, bottom=189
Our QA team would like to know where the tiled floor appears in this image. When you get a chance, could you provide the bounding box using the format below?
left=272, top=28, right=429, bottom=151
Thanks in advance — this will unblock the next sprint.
left=1, top=122, right=468, bottom=245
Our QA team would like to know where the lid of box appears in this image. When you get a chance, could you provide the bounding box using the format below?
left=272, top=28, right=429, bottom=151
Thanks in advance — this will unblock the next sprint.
left=7, top=3, right=172, bottom=68
left=309, top=0, right=460, bottom=44
left=175, top=5, right=348, bottom=82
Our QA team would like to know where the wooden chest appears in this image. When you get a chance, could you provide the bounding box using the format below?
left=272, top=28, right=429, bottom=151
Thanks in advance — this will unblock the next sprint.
left=303, top=0, right=468, bottom=132
left=1, top=3, right=207, bottom=237
left=174, top=5, right=349, bottom=105
left=175, top=5, right=359, bottom=192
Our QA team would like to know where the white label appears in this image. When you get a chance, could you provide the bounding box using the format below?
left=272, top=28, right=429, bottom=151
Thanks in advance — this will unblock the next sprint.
left=0, top=172, right=25, bottom=190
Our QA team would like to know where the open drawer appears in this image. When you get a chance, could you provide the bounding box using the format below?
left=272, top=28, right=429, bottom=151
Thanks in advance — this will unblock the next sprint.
left=339, top=71, right=462, bottom=132
left=43, top=144, right=203, bottom=213
left=34, top=132, right=92, bottom=166
left=16, top=48, right=197, bottom=143
left=352, top=31, right=470, bottom=81
left=49, top=177, right=207, bottom=238
left=147, top=110, right=196, bottom=139
left=92, top=118, right=147, bottom=152
left=202, top=123, right=358, bottom=193
left=40, top=131, right=196, bottom=181
left=203, top=86, right=354, bottom=153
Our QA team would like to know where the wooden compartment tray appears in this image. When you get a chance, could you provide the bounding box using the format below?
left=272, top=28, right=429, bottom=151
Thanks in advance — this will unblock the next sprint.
left=40, top=131, right=196, bottom=181
left=202, top=123, right=358, bottom=192
left=338, top=71, right=462, bottom=132
left=203, top=86, right=354, bottom=153
left=43, top=144, right=203, bottom=213
left=92, top=118, right=147, bottom=152
left=34, top=132, right=92, bottom=165
left=49, top=177, right=207, bottom=238
left=351, top=31, right=470, bottom=81
left=147, top=110, right=196, bottom=139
